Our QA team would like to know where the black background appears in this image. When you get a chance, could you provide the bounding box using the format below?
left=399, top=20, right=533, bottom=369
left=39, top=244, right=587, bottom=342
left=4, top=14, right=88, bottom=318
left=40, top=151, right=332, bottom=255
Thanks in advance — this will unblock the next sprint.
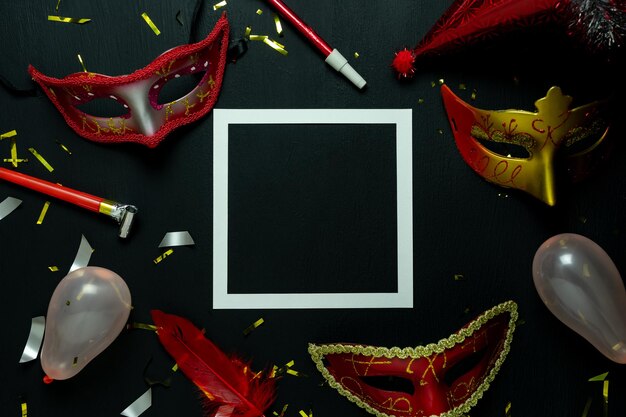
left=1, top=1, right=625, bottom=416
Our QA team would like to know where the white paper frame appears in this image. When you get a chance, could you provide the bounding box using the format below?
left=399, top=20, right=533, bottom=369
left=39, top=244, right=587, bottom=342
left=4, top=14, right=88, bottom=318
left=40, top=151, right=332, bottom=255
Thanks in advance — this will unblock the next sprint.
left=213, top=109, right=413, bottom=309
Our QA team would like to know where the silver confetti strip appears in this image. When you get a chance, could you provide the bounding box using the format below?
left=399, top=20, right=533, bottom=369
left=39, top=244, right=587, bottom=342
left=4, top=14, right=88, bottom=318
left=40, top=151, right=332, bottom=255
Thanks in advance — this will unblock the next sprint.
left=120, top=388, right=152, bottom=417
left=19, top=316, right=45, bottom=363
left=69, top=234, right=93, bottom=273
left=158, top=231, right=195, bottom=248
left=0, top=196, right=22, bottom=220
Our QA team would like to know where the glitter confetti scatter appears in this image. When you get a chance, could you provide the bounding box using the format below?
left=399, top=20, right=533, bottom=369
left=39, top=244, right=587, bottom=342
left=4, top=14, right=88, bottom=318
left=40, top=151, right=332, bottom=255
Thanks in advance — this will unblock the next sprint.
left=141, top=12, right=161, bottom=35
left=19, top=316, right=45, bottom=363
left=47, top=16, right=91, bottom=24
left=120, top=388, right=152, bottom=417
left=69, top=234, right=94, bottom=273
left=36, top=201, right=51, bottom=224
left=273, top=14, right=283, bottom=36
left=0, top=196, right=22, bottom=220
left=158, top=231, right=195, bottom=248
left=28, top=148, right=54, bottom=172
left=153, top=249, right=174, bottom=264
left=243, top=318, right=265, bottom=335
left=213, top=1, right=227, bottom=10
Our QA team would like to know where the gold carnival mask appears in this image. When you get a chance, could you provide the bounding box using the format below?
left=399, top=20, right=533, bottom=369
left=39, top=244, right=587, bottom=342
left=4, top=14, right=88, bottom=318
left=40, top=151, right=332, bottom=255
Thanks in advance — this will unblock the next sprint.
left=309, top=301, right=518, bottom=417
left=441, top=85, right=610, bottom=205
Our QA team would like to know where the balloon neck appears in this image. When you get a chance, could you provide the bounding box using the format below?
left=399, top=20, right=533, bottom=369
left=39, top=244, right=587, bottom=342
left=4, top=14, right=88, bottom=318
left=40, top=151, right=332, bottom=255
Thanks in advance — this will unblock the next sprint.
left=43, top=375, right=54, bottom=384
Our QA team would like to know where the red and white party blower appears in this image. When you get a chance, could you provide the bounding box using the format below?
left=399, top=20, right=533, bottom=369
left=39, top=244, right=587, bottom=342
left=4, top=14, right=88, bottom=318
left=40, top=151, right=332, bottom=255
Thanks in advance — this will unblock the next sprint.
left=0, top=168, right=137, bottom=238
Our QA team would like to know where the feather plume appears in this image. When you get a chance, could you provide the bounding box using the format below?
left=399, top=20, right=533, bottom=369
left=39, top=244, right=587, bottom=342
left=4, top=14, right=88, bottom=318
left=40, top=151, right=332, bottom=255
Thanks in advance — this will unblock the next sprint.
left=151, top=310, right=276, bottom=417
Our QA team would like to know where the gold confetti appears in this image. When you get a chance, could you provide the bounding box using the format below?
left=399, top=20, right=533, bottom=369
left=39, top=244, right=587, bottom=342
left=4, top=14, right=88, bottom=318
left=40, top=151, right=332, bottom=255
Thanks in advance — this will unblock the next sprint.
left=36, top=201, right=51, bottom=224
left=504, top=401, right=512, bottom=416
left=272, top=404, right=289, bottom=417
left=286, top=369, right=300, bottom=376
left=438, top=78, right=445, bottom=85
left=77, top=54, right=87, bottom=72
left=430, top=81, right=436, bottom=88
left=0, top=130, right=17, bottom=139
left=454, top=274, right=464, bottom=281
left=4, top=137, right=28, bottom=167
left=471, top=89, right=477, bottom=100
left=354, top=52, right=359, bottom=58
left=459, top=83, right=467, bottom=90
left=48, top=266, right=59, bottom=272
left=256, top=9, right=263, bottom=15
left=581, top=397, right=593, bottom=417
left=28, top=148, right=54, bottom=172
left=298, top=411, right=309, bottom=417
left=153, top=249, right=174, bottom=264
left=263, top=37, right=288, bottom=55
left=141, top=12, right=161, bottom=36
left=244, top=26, right=252, bottom=39
left=48, top=16, right=91, bottom=24
left=589, top=372, right=609, bottom=381
left=21, top=402, right=27, bottom=417
left=273, top=14, right=283, bottom=36
left=213, top=0, right=227, bottom=10
left=243, top=318, right=265, bottom=335
left=417, top=98, right=424, bottom=105
left=129, top=322, right=157, bottom=331
left=172, top=363, right=179, bottom=372
left=56, top=140, right=72, bottom=155
left=602, top=380, right=609, bottom=403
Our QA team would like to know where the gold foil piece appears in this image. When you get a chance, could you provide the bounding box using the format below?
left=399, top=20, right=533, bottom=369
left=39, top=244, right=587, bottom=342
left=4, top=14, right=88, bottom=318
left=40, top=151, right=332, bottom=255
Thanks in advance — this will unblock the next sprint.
left=257, top=9, right=263, bottom=15
left=28, top=148, right=54, bottom=172
left=56, top=140, right=72, bottom=155
left=37, top=201, right=51, bottom=224
left=417, top=98, right=424, bottom=105
left=172, top=363, right=179, bottom=372
left=438, top=78, right=445, bottom=85
left=153, top=249, right=174, bottom=264
left=244, top=26, right=252, bottom=39
left=69, top=234, right=94, bottom=273
left=299, top=411, right=309, bottom=417
left=21, top=401, right=27, bottom=417
left=19, top=316, right=45, bottom=363
left=582, top=397, right=593, bottom=417
left=0, top=129, right=17, bottom=139
left=454, top=274, right=464, bottom=281
left=471, top=89, right=477, bottom=100
left=121, top=388, right=152, bottom=417
left=589, top=372, right=609, bottom=381
left=602, top=380, right=609, bottom=403
left=273, top=14, right=283, bottom=36
left=0, top=196, right=22, bottom=220
left=49, top=266, right=59, bottom=271
left=48, top=16, right=91, bottom=24
left=505, top=402, right=512, bottom=416
left=243, top=318, right=264, bottom=335
left=129, top=322, right=158, bottom=331
left=56, top=0, right=61, bottom=11
left=141, top=13, right=161, bottom=36
left=354, top=52, right=359, bottom=58
left=77, top=54, right=87, bottom=72
left=4, top=136, right=28, bottom=167
left=213, top=1, right=227, bottom=10
left=263, top=38, right=288, bottom=55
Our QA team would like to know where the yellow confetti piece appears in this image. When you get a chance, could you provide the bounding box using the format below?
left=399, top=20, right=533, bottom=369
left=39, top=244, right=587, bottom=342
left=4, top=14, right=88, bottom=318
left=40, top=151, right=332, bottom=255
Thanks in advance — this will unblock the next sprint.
left=505, top=401, right=512, bottom=416
left=454, top=274, right=464, bottom=281
left=273, top=14, right=283, bottom=36
left=48, top=16, right=91, bottom=24
left=284, top=360, right=294, bottom=368
left=56, top=140, right=72, bottom=155
left=172, top=363, right=179, bottom=372
left=286, top=369, right=300, bottom=376
left=256, top=9, right=263, bottom=15
left=28, top=148, right=54, bottom=172
left=589, top=372, right=609, bottom=382
left=21, top=402, right=27, bottom=417
left=354, top=52, right=359, bottom=58
left=56, top=0, right=61, bottom=11
left=36, top=201, right=51, bottom=225
left=141, top=12, right=161, bottom=36
left=263, top=37, right=288, bottom=55
left=417, top=98, right=424, bottom=105
left=213, top=0, right=227, bottom=10
left=602, top=380, right=609, bottom=403
left=299, top=411, right=309, bottom=417
left=0, top=130, right=17, bottom=139
left=459, top=83, right=467, bottom=90
left=471, top=89, right=477, bottom=100
left=4, top=137, right=28, bottom=167
left=437, top=129, right=444, bottom=135
left=430, top=81, right=436, bottom=88
left=438, top=78, right=445, bottom=85
left=130, top=322, right=157, bottom=331
left=249, top=34, right=268, bottom=41
left=153, top=249, right=174, bottom=264
left=244, top=26, right=252, bottom=39
left=77, top=54, right=87, bottom=72
left=243, top=318, right=265, bottom=335
left=581, top=397, right=593, bottom=417
left=48, top=266, right=59, bottom=271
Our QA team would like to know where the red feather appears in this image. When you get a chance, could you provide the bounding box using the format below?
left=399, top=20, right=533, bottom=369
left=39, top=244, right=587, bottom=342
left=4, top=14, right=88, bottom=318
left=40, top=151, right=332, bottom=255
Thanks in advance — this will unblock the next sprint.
left=151, top=310, right=276, bottom=417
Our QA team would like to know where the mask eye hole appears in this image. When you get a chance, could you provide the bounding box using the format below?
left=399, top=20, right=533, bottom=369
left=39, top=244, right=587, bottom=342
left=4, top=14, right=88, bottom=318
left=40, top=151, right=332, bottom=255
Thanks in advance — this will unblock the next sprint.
left=156, top=72, right=205, bottom=105
left=443, top=348, right=487, bottom=387
left=359, top=375, right=415, bottom=395
left=471, top=124, right=532, bottom=159
left=75, top=96, right=129, bottom=118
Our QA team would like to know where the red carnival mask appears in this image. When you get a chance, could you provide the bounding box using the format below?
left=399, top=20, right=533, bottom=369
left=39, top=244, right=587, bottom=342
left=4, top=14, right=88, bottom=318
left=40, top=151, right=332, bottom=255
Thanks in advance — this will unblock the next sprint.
left=28, top=15, right=229, bottom=148
left=308, top=301, right=517, bottom=417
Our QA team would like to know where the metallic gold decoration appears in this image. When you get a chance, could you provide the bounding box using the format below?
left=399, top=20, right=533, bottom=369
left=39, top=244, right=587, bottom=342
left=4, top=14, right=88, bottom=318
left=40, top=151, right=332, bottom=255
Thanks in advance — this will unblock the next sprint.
left=21, top=401, right=27, bottom=417
left=172, top=363, right=179, bottom=372
left=37, top=201, right=51, bottom=224
left=4, top=137, right=28, bottom=167
left=49, top=266, right=59, bottom=271
left=354, top=52, right=359, bottom=58
left=56, top=140, right=72, bottom=155
left=153, top=249, right=174, bottom=264
left=69, top=234, right=94, bottom=273
left=77, top=54, right=87, bottom=72
left=257, top=9, right=263, bottom=15
left=19, top=316, right=45, bottom=363
left=242, top=317, right=265, bottom=335
left=120, top=388, right=152, bottom=417
left=273, top=14, right=283, bottom=36
left=244, top=26, right=252, bottom=39
left=263, top=37, right=288, bottom=55
left=603, top=380, right=609, bottom=403
left=141, top=12, right=161, bottom=36
left=0, top=196, right=22, bottom=220
left=213, top=1, right=227, bottom=10
left=28, top=148, right=55, bottom=172
left=0, top=129, right=17, bottom=139
left=48, top=16, right=91, bottom=24
left=417, top=98, right=424, bottom=105
left=505, top=402, right=512, bottom=416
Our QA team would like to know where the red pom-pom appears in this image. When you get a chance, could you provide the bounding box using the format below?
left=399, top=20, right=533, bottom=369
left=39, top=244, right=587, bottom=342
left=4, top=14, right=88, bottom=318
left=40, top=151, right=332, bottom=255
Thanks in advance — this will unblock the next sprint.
left=392, top=48, right=416, bottom=78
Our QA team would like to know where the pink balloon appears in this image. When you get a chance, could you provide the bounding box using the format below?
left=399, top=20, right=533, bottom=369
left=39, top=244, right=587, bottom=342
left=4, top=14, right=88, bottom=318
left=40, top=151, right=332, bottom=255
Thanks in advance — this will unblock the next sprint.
left=41, top=266, right=132, bottom=380
left=532, top=233, right=626, bottom=364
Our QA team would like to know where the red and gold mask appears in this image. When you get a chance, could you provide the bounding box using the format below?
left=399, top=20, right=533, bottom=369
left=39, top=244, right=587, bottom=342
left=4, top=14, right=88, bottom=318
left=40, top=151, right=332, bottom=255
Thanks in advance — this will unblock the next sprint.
left=308, top=301, right=517, bottom=417
left=28, top=15, right=229, bottom=148
left=441, top=85, right=610, bottom=205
